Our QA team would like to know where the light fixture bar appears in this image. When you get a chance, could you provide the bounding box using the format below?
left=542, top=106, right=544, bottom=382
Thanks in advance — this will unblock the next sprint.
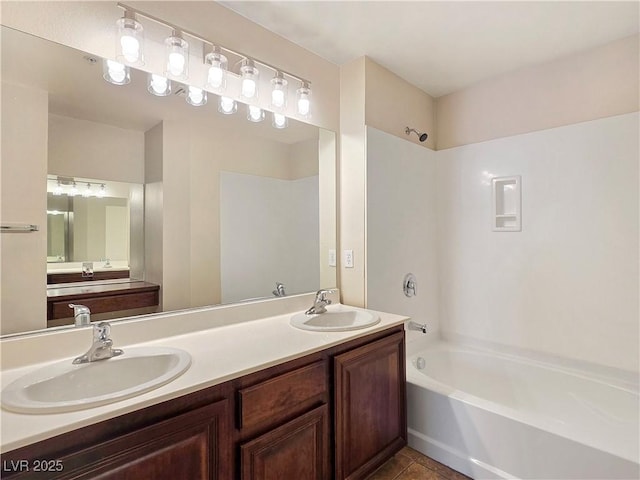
left=116, top=2, right=311, bottom=86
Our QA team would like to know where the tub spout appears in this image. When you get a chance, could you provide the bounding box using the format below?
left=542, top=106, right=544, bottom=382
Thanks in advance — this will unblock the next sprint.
left=407, top=321, right=427, bottom=334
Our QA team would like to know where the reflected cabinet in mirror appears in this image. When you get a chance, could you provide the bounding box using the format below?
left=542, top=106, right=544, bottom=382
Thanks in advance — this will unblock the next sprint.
left=0, top=25, right=337, bottom=335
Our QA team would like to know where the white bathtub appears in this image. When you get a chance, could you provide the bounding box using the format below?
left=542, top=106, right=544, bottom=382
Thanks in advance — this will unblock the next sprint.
left=406, top=336, right=640, bottom=479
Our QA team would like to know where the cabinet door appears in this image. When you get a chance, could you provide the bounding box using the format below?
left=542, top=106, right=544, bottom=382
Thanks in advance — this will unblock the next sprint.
left=334, top=331, right=406, bottom=480
left=40, top=400, right=229, bottom=480
left=240, top=405, right=329, bottom=480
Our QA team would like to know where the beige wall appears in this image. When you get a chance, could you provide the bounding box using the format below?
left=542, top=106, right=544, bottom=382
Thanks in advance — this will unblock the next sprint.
left=48, top=114, right=144, bottom=184
left=1, top=82, right=48, bottom=334
left=364, top=58, right=436, bottom=150
left=0, top=1, right=340, bottom=132
left=436, top=34, right=640, bottom=150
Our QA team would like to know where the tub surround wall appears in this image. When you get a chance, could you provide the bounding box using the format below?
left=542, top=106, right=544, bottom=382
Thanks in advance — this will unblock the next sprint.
left=436, top=34, right=640, bottom=150
left=366, top=128, right=439, bottom=333
left=438, top=112, right=639, bottom=373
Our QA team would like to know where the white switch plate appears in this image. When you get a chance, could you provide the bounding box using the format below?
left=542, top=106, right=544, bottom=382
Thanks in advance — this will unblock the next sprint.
left=328, top=249, right=337, bottom=267
left=344, top=249, right=354, bottom=268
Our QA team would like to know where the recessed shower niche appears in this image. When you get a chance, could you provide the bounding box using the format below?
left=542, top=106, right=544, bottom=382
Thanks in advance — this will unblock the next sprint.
left=492, top=176, right=521, bottom=231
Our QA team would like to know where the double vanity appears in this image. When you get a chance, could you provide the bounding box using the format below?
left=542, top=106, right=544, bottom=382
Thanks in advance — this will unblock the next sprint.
left=0, top=293, right=408, bottom=480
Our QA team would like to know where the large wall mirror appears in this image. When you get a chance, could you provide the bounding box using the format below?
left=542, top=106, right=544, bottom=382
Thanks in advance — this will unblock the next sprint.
left=0, top=25, right=337, bottom=335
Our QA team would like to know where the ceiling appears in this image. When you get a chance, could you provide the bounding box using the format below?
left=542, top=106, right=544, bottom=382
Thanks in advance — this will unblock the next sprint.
left=220, top=1, right=639, bottom=97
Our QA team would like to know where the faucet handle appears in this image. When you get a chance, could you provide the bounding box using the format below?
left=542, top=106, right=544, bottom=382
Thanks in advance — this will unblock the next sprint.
left=94, top=322, right=111, bottom=341
left=316, top=289, right=337, bottom=301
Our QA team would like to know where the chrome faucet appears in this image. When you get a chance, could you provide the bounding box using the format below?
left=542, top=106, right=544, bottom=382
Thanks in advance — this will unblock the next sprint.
left=305, top=289, right=337, bottom=315
left=73, top=322, right=124, bottom=364
left=272, top=282, right=286, bottom=297
left=69, top=303, right=91, bottom=327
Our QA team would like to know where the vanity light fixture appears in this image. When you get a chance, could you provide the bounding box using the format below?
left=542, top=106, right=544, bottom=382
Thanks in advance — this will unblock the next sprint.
left=272, top=112, right=288, bottom=129
left=148, top=73, right=171, bottom=96
left=240, top=59, right=259, bottom=100
left=218, top=96, right=237, bottom=115
left=164, top=31, right=189, bottom=79
left=102, top=59, right=130, bottom=85
left=82, top=183, right=92, bottom=198
left=97, top=184, right=107, bottom=198
left=296, top=81, right=311, bottom=118
left=116, top=9, right=144, bottom=65
left=247, top=105, right=265, bottom=123
left=186, top=86, right=207, bottom=106
left=271, top=72, right=288, bottom=111
left=205, top=46, right=228, bottom=91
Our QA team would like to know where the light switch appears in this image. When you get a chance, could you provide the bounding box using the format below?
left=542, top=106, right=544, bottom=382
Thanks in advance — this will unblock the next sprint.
left=328, top=249, right=337, bottom=267
left=344, top=249, right=354, bottom=268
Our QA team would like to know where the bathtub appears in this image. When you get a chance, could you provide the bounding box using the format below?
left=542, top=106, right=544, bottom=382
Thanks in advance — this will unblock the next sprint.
left=406, top=336, right=640, bottom=479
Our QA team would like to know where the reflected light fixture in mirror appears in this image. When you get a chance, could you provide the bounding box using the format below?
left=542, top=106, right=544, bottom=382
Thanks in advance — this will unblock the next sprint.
left=272, top=113, right=288, bottom=129
left=247, top=105, right=265, bottom=122
left=186, top=86, right=207, bottom=106
left=219, top=96, right=237, bottom=115
left=103, top=59, right=130, bottom=85
left=116, top=9, right=144, bottom=65
left=148, top=73, right=171, bottom=96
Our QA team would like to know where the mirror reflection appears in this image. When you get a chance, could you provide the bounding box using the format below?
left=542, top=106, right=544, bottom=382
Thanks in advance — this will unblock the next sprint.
left=0, top=26, right=336, bottom=335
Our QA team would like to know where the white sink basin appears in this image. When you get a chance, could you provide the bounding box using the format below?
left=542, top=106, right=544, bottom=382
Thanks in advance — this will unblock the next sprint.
left=290, top=304, right=380, bottom=332
left=1, top=347, right=191, bottom=414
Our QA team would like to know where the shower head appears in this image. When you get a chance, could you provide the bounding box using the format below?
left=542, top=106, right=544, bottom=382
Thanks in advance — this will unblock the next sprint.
left=405, top=127, right=428, bottom=143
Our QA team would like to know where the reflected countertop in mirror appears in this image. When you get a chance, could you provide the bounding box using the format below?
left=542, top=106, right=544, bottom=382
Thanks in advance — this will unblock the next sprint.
left=0, top=25, right=337, bottom=336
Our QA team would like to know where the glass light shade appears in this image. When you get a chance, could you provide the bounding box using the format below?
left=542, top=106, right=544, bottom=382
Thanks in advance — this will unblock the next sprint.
left=296, top=82, right=311, bottom=118
left=205, top=49, right=228, bottom=90
left=103, top=59, right=130, bottom=85
left=97, top=184, right=106, bottom=198
left=53, top=182, right=63, bottom=196
left=164, top=33, right=189, bottom=79
left=247, top=105, right=265, bottom=123
left=270, top=73, right=288, bottom=111
left=218, top=96, right=237, bottom=115
left=116, top=14, right=144, bottom=65
left=82, top=183, right=92, bottom=198
left=147, top=74, right=171, bottom=96
left=186, top=86, right=207, bottom=107
left=240, top=60, right=259, bottom=99
left=272, top=112, right=288, bottom=129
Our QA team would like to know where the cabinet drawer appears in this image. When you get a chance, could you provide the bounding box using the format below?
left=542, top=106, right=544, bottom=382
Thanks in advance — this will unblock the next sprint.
left=238, top=360, right=327, bottom=430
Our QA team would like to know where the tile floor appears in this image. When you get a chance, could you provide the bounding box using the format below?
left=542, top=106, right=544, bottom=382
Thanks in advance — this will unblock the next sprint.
left=365, top=447, right=471, bottom=480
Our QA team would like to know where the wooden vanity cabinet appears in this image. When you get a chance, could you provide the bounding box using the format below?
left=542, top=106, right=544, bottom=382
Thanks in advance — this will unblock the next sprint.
left=1, top=325, right=405, bottom=480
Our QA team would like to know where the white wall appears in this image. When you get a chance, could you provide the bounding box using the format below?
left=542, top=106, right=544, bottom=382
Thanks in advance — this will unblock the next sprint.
left=220, top=172, right=319, bottom=303
left=366, top=113, right=638, bottom=372
left=438, top=112, right=639, bottom=372
left=366, top=128, right=439, bottom=332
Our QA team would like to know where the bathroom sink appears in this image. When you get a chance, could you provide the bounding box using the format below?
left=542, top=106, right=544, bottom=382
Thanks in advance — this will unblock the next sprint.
left=290, top=304, right=380, bottom=332
left=1, top=347, right=191, bottom=414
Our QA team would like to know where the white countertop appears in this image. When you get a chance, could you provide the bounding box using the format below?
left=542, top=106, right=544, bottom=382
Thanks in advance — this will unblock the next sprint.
left=0, top=304, right=408, bottom=453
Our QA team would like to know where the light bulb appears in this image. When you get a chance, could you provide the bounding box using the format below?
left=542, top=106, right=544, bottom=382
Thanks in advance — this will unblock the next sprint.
left=205, top=48, right=227, bottom=90
left=247, top=105, right=265, bottom=122
left=53, top=182, right=63, bottom=196
left=103, top=59, right=130, bottom=85
left=83, top=183, right=92, bottom=198
left=69, top=182, right=79, bottom=197
left=272, top=113, right=287, bottom=129
left=218, top=96, right=237, bottom=115
left=116, top=13, right=144, bottom=65
left=97, top=184, right=106, bottom=198
left=296, top=82, right=311, bottom=117
left=148, top=74, right=171, bottom=96
left=186, top=86, right=207, bottom=106
left=165, top=33, right=188, bottom=79
left=270, top=73, right=288, bottom=111
left=240, top=60, right=259, bottom=99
